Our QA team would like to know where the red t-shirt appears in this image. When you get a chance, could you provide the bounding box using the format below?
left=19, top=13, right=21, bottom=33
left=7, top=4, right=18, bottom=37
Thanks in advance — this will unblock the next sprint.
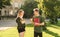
left=34, top=18, right=40, bottom=26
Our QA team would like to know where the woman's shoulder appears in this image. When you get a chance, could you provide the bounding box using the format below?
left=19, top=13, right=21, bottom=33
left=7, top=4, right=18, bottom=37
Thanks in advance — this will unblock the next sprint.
left=16, top=17, right=21, bottom=20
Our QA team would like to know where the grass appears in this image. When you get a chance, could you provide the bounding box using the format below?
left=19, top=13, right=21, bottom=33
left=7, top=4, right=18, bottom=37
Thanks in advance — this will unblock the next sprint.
left=0, top=21, right=60, bottom=37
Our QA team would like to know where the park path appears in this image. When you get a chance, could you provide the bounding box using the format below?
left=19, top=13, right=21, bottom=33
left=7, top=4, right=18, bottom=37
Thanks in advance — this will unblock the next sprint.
left=0, top=19, right=31, bottom=30
left=0, top=18, right=60, bottom=30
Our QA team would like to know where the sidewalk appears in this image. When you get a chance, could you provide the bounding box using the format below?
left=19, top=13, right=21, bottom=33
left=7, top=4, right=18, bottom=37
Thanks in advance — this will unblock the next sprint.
left=0, top=27, right=12, bottom=30
left=0, top=19, right=31, bottom=30
left=0, top=19, right=16, bottom=30
left=0, top=19, right=60, bottom=30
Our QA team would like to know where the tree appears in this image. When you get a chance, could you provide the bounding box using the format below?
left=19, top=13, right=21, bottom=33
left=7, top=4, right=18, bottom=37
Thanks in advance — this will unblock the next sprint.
left=0, top=0, right=2, bottom=9
left=21, top=1, right=39, bottom=18
left=0, top=0, right=11, bottom=20
left=37, top=0, right=60, bottom=24
left=0, top=0, right=11, bottom=8
left=43, top=0, right=60, bottom=24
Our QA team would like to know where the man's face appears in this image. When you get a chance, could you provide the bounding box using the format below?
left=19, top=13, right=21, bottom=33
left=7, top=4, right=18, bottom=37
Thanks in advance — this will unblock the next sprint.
left=34, top=11, right=38, bottom=15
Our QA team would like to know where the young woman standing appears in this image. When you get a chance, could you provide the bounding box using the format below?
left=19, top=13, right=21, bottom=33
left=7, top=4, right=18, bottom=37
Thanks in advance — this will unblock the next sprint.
left=16, top=9, right=25, bottom=37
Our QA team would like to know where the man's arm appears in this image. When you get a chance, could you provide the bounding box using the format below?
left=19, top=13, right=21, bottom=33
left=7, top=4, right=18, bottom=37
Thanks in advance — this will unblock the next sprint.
left=39, top=22, right=44, bottom=26
left=30, top=18, right=34, bottom=24
left=34, top=22, right=44, bottom=26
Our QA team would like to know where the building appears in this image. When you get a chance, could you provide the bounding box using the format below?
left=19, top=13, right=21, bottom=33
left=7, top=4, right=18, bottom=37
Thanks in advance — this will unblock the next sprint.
left=0, top=0, right=25, bottom=20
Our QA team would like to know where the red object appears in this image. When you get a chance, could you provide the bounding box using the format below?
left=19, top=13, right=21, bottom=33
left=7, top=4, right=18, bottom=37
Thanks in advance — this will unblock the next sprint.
left=34, top=18, right=40, bottom=26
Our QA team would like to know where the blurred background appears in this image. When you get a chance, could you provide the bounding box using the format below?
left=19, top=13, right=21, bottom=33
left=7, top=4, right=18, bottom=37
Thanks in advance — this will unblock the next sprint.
left=0, top=0, right=60, bottom=24
left=0, top=0, right=60, bottom=37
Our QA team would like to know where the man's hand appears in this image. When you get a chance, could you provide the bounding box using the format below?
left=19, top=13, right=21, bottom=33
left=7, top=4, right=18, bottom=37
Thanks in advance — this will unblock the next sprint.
left=34, top=23, right=40, bottom=26
left=34, top=22, right=44, bottom=26
left=30, top=18, right=34, bottom=24
left=21, top=20, right=25, bottom=24
left=40, top=22, right=44, bottom=26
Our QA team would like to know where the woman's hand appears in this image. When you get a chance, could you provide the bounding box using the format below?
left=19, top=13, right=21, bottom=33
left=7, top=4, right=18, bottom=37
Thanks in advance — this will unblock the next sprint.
left=21, top=20, right=25, bottom=24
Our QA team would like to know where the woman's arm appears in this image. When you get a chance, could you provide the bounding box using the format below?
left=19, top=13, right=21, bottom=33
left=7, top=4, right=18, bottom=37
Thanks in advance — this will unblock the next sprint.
left=16, top=17, right=22, bottom=25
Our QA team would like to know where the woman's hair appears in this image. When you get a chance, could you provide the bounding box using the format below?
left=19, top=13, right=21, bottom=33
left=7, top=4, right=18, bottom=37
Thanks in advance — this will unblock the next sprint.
left=17, top=9, right=24, bottom=18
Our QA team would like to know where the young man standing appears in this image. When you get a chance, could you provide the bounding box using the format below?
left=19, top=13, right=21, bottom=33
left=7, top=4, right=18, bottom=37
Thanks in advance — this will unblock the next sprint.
left=31, top=8, right=45, bottom=37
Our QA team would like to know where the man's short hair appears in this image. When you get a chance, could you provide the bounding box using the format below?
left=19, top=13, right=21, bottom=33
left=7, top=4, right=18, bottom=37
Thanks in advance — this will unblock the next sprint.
left=33, top=8, right=39, bottom=12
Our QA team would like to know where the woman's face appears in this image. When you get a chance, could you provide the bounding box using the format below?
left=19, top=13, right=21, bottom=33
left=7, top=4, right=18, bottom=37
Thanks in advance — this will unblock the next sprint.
left=19, top=11, right=24, bottom=17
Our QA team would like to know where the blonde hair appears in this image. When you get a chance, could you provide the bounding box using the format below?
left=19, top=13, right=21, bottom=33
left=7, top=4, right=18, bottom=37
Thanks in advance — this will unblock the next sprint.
left=17, top=9, right=24, bottom=18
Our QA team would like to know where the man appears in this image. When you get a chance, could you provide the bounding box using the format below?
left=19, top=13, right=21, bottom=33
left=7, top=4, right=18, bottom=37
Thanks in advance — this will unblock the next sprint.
left=31, top=8, right=45, bottom=37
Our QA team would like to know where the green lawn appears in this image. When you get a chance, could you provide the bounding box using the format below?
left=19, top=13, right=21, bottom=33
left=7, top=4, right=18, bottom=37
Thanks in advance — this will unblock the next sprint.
left=0, top=22, right=60, bottom=37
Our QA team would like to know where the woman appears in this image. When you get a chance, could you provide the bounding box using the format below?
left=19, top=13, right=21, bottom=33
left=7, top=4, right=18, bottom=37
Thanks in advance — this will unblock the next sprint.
left=16, top=9, right=25, bottom=37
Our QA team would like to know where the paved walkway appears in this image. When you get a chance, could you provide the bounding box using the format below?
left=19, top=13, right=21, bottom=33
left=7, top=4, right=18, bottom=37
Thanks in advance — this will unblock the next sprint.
left=0, top=19, right=31, bottom=30
left=0, top=19, right=60, bottom=30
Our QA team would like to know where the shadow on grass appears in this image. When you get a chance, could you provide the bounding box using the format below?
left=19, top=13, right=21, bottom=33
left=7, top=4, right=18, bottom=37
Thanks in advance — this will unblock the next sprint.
left=46, top=21, right=60, bottom=29
left=49, top=25, right=60, bottom=29
left=26, top=24, right=33, bottom=27
left=26, top=23, right=60, bottom=37
left=43, top=22, right=60, bottom=37
left=53, top=22, right=60, bottom=27
left=44, top=29, right=60, bottom=37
